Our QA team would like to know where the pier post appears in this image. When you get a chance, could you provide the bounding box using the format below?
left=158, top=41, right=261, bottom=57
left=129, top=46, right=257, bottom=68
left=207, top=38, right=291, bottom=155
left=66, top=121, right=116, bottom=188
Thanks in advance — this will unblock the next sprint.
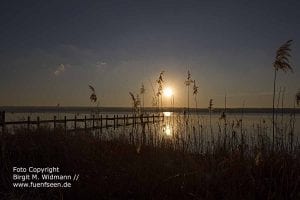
left=74, top=115, right=77, bottom=130
left=106, top=115, right=108, bottom=129
left=54, top=116, right=56, bottom=129
left=113, top=115, right=116, bottom=130
left=27, top=116, right=31, bottom=131
left=140, top=114, right=143, bottom=124
left=37, top=116, right=40, bottom=129
left=84, top=115, right=87, bottom=131
left=1, top=111, right=5, bottom=133
left=116, top=115, right=118, bottom=128
left=64, top=116, right=67, bottom=134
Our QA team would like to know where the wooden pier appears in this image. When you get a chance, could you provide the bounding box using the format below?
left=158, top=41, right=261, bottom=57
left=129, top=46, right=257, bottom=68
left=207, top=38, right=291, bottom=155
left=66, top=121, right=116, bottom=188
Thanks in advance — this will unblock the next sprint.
left=0, top=111, right=164, bottom=133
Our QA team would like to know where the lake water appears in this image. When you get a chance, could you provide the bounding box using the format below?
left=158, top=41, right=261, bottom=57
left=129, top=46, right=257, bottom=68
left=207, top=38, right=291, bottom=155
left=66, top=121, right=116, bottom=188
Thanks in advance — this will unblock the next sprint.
left=2, top=107, right=299, bottom=152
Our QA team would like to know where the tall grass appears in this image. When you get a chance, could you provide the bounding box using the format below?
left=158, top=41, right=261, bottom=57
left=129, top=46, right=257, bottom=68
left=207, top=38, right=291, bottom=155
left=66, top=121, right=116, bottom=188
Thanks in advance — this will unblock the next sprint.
left=129, top=92, right=141, bottom=114
left=156, top=71, right=165, bottom=110
left=140, top=83, right=146, bottom=113
left=192, top=80, right=199, bottom=112
left=272, top=40, right=293, bottom=149
left=184, top=70, right=193, bottom=115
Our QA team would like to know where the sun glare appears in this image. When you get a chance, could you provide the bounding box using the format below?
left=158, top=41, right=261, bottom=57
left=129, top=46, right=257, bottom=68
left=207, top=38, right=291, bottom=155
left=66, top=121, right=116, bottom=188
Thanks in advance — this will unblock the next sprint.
left=163, top=87, right=173, bottom=97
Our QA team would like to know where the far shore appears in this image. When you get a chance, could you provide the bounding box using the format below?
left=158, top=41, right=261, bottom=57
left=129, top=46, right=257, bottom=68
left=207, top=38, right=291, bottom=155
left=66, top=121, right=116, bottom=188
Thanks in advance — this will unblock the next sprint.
left=0, top=106, right=300, bottom=114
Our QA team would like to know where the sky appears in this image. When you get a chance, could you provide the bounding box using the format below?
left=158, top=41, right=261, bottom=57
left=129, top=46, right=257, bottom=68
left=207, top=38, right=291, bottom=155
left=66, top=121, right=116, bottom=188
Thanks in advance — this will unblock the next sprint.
left=0, top=0, right=299, bottom=108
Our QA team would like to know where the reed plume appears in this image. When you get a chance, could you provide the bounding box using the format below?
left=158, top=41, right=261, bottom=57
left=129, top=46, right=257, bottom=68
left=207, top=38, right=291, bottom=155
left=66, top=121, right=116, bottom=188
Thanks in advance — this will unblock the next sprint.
left=208, top=99, right=213, bottom=112
left=193, top=80, right=198, bottom=95
left=156, top=71, right=165, bottom=109
left=193, top=80, right=199, bottom=110
left=273, top=40, right=293, bottom=72
left=88, top=85, right=97, bottom=103
left=129, top=92, right=141, bottom=113
left=140, top=83, right=146, bottom=112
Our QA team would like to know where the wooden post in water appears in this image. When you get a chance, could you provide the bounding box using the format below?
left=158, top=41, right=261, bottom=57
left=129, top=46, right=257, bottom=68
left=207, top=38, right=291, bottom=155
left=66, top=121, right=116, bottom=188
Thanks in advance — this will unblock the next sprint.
left=140, top=114, right=143, bottom=124
left=113, top=115, right=116, bottom=130
left=27, top=116, right=30, bottom=131
left=84, top=115, right=87, bottom=131
left=74, top=115, right=77, bottom=130
left=37, top=116, right=40, bottom=129
left=116, top=115, right=118, bottom=128
left=54, top=116, right=57, bottom=129
left=123, top=115, right=126, bottom=126
left=105, top=115, right=108, bottom=129
left=1, top=111, right=5, bottom=133
left=153, top=114, right=155, bottom=124
left=64, top=116, right=67, bottom=134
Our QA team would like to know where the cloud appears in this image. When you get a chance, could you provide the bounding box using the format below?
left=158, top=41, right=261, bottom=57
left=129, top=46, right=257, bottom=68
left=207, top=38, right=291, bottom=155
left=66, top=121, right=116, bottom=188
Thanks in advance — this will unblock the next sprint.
left=95, top=60, right=109, bottom=72
left=54, top=64, right=66, bottom=76
left=96, top=60, right=107, bottom=66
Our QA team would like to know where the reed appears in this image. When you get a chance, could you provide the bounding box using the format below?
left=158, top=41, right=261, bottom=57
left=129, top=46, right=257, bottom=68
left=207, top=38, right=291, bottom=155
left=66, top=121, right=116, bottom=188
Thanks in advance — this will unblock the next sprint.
left=272, top=40, right=293, bottom=150
left=184, top=70, right=193, bottom=115
left=140, top=83, right=146, bottom=113
left=192, top=80, right=199, bottom=113
left=156, top=71, right=165, bottom=110
left=129, top=92, right=141, bottom=114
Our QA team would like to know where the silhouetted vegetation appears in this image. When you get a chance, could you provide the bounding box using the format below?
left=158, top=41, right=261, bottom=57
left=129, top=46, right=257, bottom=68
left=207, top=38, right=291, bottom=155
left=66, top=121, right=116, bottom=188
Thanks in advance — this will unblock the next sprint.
left=272, top=40, right=293, bottom=149
left=1, top=123, right=300, bottom=200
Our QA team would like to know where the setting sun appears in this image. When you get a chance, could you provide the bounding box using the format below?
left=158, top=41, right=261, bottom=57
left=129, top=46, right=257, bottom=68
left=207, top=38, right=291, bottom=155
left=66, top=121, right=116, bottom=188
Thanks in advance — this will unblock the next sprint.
left=163, top=87, right=173, bottom=97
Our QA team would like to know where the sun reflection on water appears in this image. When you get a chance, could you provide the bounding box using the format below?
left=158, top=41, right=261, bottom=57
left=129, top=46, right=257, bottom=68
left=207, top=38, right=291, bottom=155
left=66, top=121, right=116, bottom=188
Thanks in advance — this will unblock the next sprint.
left=162, top=124, right=172, bottom=136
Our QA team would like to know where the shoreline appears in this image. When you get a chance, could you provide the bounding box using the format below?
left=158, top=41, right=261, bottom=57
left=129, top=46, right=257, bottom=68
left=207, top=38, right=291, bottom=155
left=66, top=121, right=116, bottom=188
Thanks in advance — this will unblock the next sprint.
left=1, top=106, right=300, bottom=114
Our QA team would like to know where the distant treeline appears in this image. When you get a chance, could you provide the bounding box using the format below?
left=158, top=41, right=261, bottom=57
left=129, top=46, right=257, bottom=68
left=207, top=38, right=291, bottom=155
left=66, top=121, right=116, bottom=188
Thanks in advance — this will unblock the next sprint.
left=0, top=106, right=299, bottom=114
